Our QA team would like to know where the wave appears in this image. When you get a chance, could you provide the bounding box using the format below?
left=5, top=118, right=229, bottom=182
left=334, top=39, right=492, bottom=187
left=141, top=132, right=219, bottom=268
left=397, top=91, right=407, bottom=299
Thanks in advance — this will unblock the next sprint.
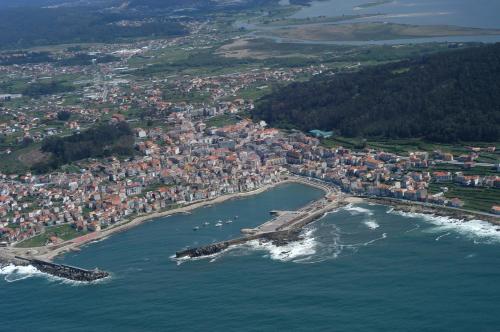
left=405, top=224, right=420, bottom=233
left=0, top=264, right=111, bottom=285
left=343, top=204, right=374, bottom=216
left=173, top=221, right=390, bottom=265
left=244, top=224, right=386, bottom=264
left=435, top=232, right=451, bottom=241
left=89, top=236, right=110, bottom=244
left=342, top=233, right=388, bottom=249
left=0, top=264, right=41, bottom=283
left=388, top=209, right=500, bottom=244
left=245, top=228, right=319, bottom=263
left=363, top=219, right=380, bottom=230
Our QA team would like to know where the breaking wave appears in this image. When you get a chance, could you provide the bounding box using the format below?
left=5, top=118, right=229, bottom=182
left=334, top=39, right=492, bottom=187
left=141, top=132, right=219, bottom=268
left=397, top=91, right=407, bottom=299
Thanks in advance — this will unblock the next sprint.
left=173, top=207, right=391, bottom=265
left=0, top=264, right=41, bottom=283
left=388, top=209, right=500, bottom=244
left=245, top=228, right=320, bottom=263
left=0, top=264, right=110, bottom=285
left=363, top=220, right=380, bottom=230
left=343, top=204, right=374, bottom=216
left=244, top=222, right=388, bottom=264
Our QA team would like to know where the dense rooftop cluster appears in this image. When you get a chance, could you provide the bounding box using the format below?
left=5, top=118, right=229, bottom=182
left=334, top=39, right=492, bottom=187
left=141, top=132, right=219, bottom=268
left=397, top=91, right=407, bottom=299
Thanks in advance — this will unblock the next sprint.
left=1, top=112, right=499, bottom=245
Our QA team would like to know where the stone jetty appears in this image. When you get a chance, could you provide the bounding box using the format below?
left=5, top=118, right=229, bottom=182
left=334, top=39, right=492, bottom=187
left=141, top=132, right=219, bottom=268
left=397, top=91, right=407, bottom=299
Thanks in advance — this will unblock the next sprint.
left=14, top=256, right=109, bottom=282
left=176, top=179, right=345, bottom=259
left=176, top=230, right=302, bottom=258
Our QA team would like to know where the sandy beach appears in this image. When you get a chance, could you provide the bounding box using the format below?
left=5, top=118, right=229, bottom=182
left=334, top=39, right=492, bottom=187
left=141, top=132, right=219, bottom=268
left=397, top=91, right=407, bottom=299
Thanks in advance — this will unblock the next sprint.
left=6, top=178, right=329, bottom=261
left=6, top=176, right=496, bottom=263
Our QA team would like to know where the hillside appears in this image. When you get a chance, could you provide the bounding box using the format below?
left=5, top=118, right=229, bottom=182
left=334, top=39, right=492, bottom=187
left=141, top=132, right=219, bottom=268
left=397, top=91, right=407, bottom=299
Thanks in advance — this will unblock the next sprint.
left=0, top=5, right=187, bottom=49
left=253, top=43, right=500, bottom=142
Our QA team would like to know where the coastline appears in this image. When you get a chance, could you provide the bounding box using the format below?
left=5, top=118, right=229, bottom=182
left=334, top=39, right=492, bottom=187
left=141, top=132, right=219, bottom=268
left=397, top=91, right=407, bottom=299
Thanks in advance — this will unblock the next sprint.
left=6, top=178, right=327, bottom=262
left=4, top=177, right=498, bottom=264
left=365, top=197, right=500, bottom=225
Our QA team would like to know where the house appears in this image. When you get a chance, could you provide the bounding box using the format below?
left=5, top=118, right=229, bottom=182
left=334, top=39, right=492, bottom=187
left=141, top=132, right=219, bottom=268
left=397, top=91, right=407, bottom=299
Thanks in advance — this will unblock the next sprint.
left=491, top=206, right=500, bottom=215
left=364, top=158, right=383, bottom=170
left=433, top=171, right=452, bottom=182
left=450, top=198, right=464, bottom=208
left=135, top=128, right=147, bottom=138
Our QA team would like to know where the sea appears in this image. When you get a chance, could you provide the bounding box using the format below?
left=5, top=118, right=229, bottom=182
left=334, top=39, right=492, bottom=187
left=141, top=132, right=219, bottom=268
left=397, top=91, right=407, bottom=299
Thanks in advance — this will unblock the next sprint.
left=267, top=0, right=500, bottom=44
left=1, top=182, right=500, bottom=331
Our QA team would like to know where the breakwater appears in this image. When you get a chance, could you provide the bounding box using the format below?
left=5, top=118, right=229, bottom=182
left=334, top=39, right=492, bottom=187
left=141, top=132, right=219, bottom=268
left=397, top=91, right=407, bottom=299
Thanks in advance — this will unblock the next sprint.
left=14, top=256, right=109, bottom=282
left=176, top=181, right=344, bottom=259
left=176, top=230, right=302, bottom=258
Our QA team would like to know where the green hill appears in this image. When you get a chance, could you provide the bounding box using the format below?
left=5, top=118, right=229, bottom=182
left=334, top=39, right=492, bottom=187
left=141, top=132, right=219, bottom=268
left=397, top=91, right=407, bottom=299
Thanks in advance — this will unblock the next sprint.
left=253, top=43, right=500, bottom=142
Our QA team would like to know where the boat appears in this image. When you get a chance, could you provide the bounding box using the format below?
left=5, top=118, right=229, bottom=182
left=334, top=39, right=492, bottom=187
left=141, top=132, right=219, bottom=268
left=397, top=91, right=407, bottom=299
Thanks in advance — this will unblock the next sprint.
left=203, top=222, right=210, bottom=226
left=234, top=215, right=239, bottom=219
left=193, top=226, right=200, bottom=231
left=225, top=220, right=233, bottom=224
left=215, top=222, right=223, bottom=227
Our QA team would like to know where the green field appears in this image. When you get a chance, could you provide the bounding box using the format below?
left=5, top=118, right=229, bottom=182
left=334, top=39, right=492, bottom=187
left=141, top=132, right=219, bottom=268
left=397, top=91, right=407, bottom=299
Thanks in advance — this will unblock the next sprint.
left=0, top=143, right=45, bottom=174
left=321, top=136, right=499, bottom=159
left=205, top=114, right=242, bottom=128
left=428, top=183, right=500, bottom=213
left=427, top=164, right=498, bottom=177
left=15, top=224, right=88, bottom=248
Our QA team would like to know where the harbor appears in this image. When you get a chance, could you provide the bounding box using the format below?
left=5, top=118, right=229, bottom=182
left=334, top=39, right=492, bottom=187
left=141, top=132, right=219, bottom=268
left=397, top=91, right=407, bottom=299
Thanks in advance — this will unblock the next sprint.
left=176, top=178, right=347, bottom=259
left=2, top=181, right=500, bottom=331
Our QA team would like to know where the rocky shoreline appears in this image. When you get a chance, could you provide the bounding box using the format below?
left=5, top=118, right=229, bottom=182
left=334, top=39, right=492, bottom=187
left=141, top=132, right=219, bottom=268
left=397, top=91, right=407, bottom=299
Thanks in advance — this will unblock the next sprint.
left=367, top=197, right=500, bottom=225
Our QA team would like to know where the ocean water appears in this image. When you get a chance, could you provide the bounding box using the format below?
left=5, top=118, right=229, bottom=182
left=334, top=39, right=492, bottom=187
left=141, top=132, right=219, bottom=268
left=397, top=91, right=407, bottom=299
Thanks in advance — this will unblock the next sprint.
left=2, top=183, right=500, bottom=331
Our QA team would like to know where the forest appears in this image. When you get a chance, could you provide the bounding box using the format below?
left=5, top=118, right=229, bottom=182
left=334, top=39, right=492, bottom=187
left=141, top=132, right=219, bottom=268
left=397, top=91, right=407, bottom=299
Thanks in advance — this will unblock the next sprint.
left=22, top=81, right=76, bottom=97
left=34, top=122, right=135, bottom=172
left=253, top=43, right=500, bottom=142
left=0, top=7, right=187, bottom=49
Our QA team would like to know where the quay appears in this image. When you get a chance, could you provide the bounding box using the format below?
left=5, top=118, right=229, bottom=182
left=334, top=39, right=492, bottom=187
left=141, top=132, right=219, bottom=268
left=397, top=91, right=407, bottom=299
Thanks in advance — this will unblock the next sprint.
left=176, top=177, right=346, bottom=259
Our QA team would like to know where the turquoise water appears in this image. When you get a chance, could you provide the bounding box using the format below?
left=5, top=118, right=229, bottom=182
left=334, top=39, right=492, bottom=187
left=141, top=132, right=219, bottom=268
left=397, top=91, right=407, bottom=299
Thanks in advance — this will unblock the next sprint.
left=2, top=183, right=500, bottom=331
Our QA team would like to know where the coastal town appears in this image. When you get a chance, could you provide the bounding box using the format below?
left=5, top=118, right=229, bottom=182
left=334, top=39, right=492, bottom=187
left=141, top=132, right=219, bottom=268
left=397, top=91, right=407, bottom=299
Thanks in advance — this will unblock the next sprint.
left=2, top=0, right=500, bottom=330
left=0, top=13, right=499, bottom=251
left=0, top=109, right=499, bottom=248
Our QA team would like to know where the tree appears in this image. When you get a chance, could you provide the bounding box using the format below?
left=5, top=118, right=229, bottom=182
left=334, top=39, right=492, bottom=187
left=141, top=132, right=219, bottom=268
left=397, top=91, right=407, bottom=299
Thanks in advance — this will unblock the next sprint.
left=57, top=111, right=71, bottom=121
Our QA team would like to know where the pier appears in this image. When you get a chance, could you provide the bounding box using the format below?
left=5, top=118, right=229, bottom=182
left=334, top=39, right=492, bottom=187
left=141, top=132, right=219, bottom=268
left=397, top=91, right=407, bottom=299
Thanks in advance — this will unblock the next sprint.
left=176, top=178, right=346, bottom=259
